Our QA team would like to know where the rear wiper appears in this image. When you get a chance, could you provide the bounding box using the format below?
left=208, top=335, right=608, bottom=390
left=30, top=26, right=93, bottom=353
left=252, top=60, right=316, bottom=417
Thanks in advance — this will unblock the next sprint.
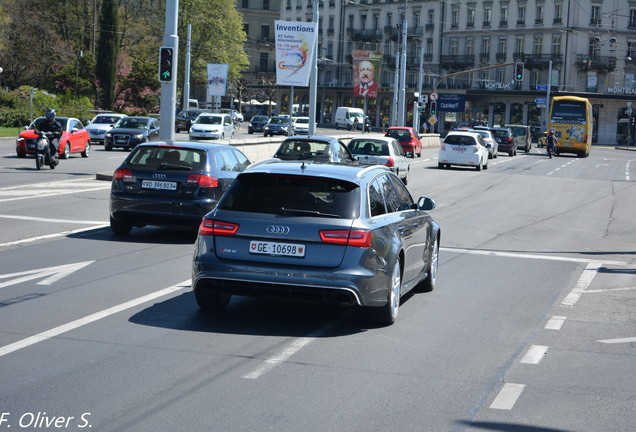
left=279, top=207, right=340, bottom=218
left=158, top=163, right=192, bottom=170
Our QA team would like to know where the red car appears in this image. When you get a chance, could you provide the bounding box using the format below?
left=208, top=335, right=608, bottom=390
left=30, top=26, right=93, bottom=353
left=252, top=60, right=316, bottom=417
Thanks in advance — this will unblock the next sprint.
left=385, top=126, right=422, bottom=158
left=16, top=117, right=91, bottom=159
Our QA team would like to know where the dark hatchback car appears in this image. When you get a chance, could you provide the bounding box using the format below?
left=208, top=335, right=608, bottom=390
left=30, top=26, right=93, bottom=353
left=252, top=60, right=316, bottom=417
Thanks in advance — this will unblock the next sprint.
left=175, top=109, right=203, bottom=133
left=476, top=126, right=516, bottom=156
left=110, top=141, right=251, bottom=235
left=248, top=115, right=269, bottom=134
left=192, top=163, right=440, bottom=326
left=104, top=117, right=160, bottom=151
left=272, top=136, right=356, bottom=163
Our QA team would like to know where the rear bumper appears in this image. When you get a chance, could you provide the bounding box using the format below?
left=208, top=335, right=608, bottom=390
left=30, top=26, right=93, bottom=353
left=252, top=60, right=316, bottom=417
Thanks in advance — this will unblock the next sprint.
left=110, top=194, right=215, bottom=227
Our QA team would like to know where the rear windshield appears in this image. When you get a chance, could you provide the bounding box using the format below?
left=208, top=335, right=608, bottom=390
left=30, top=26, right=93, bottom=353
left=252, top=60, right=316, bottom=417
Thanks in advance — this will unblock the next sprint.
left=348, top=139, right=389, bottom=156
left=219, top=172, right=360, bottom=219
left=491, top=129, right=511, bottom=138
left=127, top=147, right=206, bottom=171
left=276, top=139, right=332, bottom=160
left=252, top=116, right=268, bottom=122
left=509, top=126, right=528, bottom=137
left=386, top=129, right=412, bottom=142
left=444, top=135, right=477, bottom=145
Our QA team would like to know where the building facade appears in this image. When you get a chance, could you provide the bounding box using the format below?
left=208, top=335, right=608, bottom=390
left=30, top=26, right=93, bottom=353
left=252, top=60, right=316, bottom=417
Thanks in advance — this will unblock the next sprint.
left=272, top=0, right=636, bottom=143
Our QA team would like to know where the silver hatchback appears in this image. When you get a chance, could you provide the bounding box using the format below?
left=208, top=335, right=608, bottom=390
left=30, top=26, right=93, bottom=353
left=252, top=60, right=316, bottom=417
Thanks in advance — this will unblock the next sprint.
left=192, top=162, right=440, bottom=325
left=348, top=136, right=410, bottom=184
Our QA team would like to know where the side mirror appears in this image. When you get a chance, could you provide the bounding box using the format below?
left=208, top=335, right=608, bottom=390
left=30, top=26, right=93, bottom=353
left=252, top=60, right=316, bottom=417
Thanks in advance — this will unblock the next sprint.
left=417, top=196, right=436, bottom=211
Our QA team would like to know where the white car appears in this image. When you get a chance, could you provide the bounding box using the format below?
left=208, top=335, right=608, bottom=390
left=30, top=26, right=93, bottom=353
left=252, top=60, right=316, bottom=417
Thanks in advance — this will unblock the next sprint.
left=291, top=116, right=312, bottom=135
left=85, top=113, right=127, bottom=144
left=469, top=129, right=498, bottom=159
left=438, top=131, right=489, bottom=171
left=347, top=136, right=410, bottom=184
left=189, top=113, right=234, bottom=140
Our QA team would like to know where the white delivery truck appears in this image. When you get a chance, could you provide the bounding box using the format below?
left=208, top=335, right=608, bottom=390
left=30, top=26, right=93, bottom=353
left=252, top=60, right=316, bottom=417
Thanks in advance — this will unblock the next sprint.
left=335, top=107, right=364, bottom=130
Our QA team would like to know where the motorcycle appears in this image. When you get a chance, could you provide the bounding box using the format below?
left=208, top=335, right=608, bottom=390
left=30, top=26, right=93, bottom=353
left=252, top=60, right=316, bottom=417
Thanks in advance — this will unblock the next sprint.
left=34, top=130, right=59, bottom=170
left=546, top=142, right=558, bottom=158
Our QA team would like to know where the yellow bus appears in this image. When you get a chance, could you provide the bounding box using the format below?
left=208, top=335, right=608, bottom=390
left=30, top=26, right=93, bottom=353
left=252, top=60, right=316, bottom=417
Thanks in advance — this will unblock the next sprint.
left=547, top=96, right=593, bottom=158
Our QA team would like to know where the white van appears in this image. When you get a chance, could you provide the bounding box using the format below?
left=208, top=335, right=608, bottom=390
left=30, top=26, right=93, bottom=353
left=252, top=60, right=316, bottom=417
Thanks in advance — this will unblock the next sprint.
left=335, top=107, right=364, bottom=130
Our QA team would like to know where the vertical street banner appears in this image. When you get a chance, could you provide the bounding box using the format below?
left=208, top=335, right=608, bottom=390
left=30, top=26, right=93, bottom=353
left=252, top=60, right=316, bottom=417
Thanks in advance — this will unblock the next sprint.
left=207, top=64, right=228, bottom=97
left=352, top=50, right=383, bottom=99
left=274, top=20, right=318, bottom=87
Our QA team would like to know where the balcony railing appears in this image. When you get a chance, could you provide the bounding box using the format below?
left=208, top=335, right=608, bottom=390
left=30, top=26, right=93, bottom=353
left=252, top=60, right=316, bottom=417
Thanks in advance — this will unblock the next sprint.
left=576, top=54, right=617, bottom=72
left=349, top=28, right=382, bottom=41
left=440, top=55, right=476, bottom=69
left=425, top=23, right=435, bottom=32
left=516, top=53, right=564, bottom=69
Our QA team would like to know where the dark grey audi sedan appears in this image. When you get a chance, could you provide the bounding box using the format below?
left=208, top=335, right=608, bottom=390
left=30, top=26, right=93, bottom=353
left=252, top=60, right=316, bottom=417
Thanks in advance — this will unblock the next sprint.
left=110, top=141, right=250, bottom=235
left=192, top=162, right=440, bottom=325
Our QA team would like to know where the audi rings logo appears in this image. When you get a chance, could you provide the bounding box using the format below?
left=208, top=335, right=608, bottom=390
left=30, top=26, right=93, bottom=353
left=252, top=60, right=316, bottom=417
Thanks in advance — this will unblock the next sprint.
left=266, top=225, right=290, bottom=234
left=152, top=173, right=167, bottom=179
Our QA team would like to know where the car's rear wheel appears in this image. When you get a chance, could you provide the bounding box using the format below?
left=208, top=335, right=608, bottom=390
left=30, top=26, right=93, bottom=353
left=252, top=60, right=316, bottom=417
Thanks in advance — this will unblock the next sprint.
left=367, top=259, right=401, bottom=326
left=402, top=169, right=409, bottom=185
left=110, top=216, right=132, bottom=235
left=81, top=142, right=90, bottom=157
left=17, top=152, right=26, bottom=158
left=62, top=144, right=70, bottom=159
left=195, top=288, right=231, bottom=311
left=476, top=160, right=482, bottom=171
left=417, top=236, right=438, bottom=293
left=438, top=163, right=445, bottom=169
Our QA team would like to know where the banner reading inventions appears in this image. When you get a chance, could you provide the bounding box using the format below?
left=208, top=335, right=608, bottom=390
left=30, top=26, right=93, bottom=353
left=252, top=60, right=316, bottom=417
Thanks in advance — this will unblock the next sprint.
left=352, top=50, right=383, bottom=99
left=207, top=64, right=228, bottom=97
left=275, top=20, right=318, bottom=87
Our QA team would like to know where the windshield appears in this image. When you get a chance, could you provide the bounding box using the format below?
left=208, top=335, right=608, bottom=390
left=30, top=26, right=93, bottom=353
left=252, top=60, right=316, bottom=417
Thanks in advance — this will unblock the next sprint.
left=252, top=116, right=268, bottom=122
left=127, top=146, right=205, bottom=170
left=295, top=118, right=309, bottom=125
left=220, top=172, right=360, bottom=219
left=196, top=116, right=222, bottom=125
left=116, top=118, right=149, bottom=129
left=94, top=115, right=122, bottom=124
left=270, top=118, right=286, bottom=124
left=386, top=129, right=412, bottom=143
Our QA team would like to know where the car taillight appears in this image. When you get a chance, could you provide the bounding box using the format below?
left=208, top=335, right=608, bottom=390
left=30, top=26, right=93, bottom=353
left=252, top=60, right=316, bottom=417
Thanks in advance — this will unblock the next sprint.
left=187, top=174, right=218, bottom=188
left=319, top=229, right=372, bottom=248
left=385, top=157, right=395, bottom=167
left=113, top=168, right=134, bottom=181
left=198, top=219, right=239, bottom=236
left=505, top=137, right=513, bottom=142
left=440, top=143, right=446, bottom=150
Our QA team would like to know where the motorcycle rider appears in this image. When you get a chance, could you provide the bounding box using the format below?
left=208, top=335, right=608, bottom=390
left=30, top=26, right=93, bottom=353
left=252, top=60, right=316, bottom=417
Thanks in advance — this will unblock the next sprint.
left=546, top=130, right=557, bottom=158
left=35, top=108, right=62, bottom=162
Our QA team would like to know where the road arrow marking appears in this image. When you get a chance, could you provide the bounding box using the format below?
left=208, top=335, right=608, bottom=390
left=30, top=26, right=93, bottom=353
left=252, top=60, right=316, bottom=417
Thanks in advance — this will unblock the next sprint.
left=0, top=261, right=94, bottom=289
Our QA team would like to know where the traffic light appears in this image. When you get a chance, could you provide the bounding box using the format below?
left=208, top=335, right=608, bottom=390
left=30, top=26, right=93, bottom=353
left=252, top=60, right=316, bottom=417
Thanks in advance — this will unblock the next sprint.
left=515, top=62, right=524, bottom=81
left=430, top=101, right=437, bottom=116
left=159, top=47, right=174, bottom=82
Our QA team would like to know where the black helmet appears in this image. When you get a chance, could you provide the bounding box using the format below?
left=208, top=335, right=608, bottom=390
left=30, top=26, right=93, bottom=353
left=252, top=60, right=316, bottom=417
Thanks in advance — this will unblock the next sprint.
left=45, top=108, right=56, bottom=121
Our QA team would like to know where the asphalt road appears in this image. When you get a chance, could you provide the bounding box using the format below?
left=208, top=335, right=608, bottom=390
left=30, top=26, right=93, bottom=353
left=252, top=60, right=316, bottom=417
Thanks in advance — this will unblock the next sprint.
left=0, top=139, right=634, bottom=432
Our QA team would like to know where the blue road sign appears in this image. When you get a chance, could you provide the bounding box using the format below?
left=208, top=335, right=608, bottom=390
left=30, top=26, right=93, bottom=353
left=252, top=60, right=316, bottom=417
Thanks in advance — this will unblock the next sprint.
left=536, top=84, right=548, bottom=91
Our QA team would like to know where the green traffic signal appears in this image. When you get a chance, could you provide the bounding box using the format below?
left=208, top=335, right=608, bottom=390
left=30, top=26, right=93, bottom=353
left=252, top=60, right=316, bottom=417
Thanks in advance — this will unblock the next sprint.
left=515, top=62, right=524, bottom=81
left=159, top=47, right=174, bottom=82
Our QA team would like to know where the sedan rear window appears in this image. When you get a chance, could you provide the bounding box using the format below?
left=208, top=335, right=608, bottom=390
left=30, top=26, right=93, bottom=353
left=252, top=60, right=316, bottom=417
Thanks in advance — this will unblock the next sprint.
left=348, top=140, right=389, bottom=156
left=219, top=173, right=360, bottom=219
left=444, top=135, right=477, bottom=146
left=127, top=147, right=206, bottom=170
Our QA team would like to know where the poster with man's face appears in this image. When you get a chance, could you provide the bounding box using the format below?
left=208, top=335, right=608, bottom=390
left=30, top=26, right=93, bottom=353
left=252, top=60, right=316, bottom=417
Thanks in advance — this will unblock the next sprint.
left=352, top=50, right=383, bottom=98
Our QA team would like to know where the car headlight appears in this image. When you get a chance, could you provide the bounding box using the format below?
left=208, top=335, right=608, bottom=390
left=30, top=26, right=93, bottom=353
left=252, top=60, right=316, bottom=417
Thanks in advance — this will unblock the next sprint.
left=264, top=126, right=270, bottom=130
left=105, top=132, right=112, bottom=138
left=133, top=134, right=144, bottom=139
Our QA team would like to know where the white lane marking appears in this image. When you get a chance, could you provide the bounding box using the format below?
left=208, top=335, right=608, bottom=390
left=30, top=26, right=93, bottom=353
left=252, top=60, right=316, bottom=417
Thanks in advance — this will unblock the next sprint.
left=598, top=337, right=636, bottom=344
left=545, top=316, right=567, bottom=330
left=0, top=280, right=190, bottom=358
left=0, top=261, right=95, bottom=289
left=626, top=160, right=631, bottom=181
left=0, top=214, right=106, bottom=225
left=0, top=178, right=110, bottom=204
left=490, top=383, right=526, bottom=410
left=520, top=345, right=549, bottom=364
left=243, top=322, right=338, bottom=379
left=440, top=247, right=626, bottom=266
left=0, top=224, right=109, bottom=249
left=561, top=262, right=603, bottom=307
left=585, top=286, right=636, bottom=293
